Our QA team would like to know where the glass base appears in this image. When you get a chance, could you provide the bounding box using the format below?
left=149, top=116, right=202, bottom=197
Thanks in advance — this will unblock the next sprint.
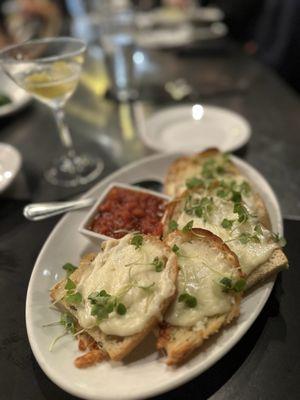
left=44, top=152, right=103, bottom=187
left=114, top=88, right=139, bottom=102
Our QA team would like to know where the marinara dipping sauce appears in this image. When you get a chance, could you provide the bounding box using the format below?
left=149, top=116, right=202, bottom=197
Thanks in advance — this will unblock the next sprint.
left=88, top=187, right=167, bottom=239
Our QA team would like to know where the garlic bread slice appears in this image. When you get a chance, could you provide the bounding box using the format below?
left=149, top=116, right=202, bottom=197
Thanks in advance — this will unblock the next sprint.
left=163, top=188, right=288, bottom=289
left=157, top=228, right=243, bottom=365
left=164, top=148, right=271, bottom=227
left=50, top=233, right=178, bottom=363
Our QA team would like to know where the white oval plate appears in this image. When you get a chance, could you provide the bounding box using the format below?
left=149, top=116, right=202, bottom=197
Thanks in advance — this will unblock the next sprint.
left=136, top=7, right=224, bottom=29
left=26, top=153, right=282, bottom=400
left=0, top=143, right=22, bottom=192
left=0, top=72, right=31, bottom=118
left=136, top=24, right=194, bottom=49
left=142, top=105, right=251, bottom=153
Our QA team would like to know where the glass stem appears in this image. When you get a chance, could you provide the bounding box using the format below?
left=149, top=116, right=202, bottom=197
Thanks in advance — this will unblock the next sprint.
left=53, top=108, right=75, bottom=155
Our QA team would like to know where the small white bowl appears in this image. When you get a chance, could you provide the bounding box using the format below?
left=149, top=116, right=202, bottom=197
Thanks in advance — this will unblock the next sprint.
left=0, top=143, right=22, bottom=193
left=78, top=182, right=170, bottom=243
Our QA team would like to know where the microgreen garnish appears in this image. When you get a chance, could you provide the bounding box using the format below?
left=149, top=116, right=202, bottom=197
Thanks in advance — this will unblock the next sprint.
left=219, top=277, right=246, bottom=293
left=131, top=234, right=143, bottom=249
left=201, top=156, right=230, bottom=181
left=240, top=181, right=251, bottom=195
left=116, top=303, right=127, bottom=315
left=88, top=290, right=127, bottom=321
left=231, top=191, right=242, bottom=203
left=216, top=165, right=225, bottom=174
left=254, top=224, right=263, bottom=235
left=151, top=256, right=165, bottom=272
left=168, top=220, right=178, bottom=233
left=65, top=278, right=76, bottom=291
left=62, top=263, right=77, bottom=276
left=184, top=196, right=214, bottom=222
left=182, top=220, right=194, bottom=233
left=271, top=233, right=287, bottom=247
left=198, top=197, right=214, bottom=220
left=233, top=203, right=250, bottom=224
left=217, top=189, right=228, bottom=198
left=65, top=292, right=82, bottom=304
left=186, top=177, right=204, bottom=189
left=178, top=292, right=197, bottom=308
left=47, top=313, right=77, bottom=351
left=225, top=231, right=261, bottom=245
left=64, top=278, right=82, bottom=305
left=221, top=218, right=234, bottom=230
left=60, top=313, right=76, bottom=334
left=238, top=232, right=260, bottom=244
left=202, top=158, right=217, bottom=179
left=171, top=243, right=196, bottom=259
left=215, top=179, right=251, bottom=200
left=184, top=195, right=194, bottom=215
left=172, top=244, right=180, bottom=256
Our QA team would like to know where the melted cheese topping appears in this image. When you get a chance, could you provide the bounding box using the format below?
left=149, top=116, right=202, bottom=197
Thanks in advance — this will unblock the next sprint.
left=165, top=239, right=238, bottom=329
left=176, top=194, right=277, bottom=275
left=75, top=235, right=175, bottom=336
left=172, top=154, right=238, bottom=198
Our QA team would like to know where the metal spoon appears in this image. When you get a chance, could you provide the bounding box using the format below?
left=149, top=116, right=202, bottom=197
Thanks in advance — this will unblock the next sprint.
left=23, top=197, right=94, bottom=221
left=23, top=179, right=163, bottom=221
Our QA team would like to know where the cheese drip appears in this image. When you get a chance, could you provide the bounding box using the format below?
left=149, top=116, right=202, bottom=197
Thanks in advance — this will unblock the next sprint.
left=76, top=235, right=175, bottom=336
left=165, top=239, right=239, bottom=329
left=176, top=193, right=277, bottom=275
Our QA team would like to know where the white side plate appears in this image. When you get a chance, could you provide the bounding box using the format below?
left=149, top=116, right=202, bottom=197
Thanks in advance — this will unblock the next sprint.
left=142, top=105, right=251, bottom=153
left=26, top=153, right=282, bottom=400
left=0, top=72, right=31, bottom=118
left=0, top=143, right=22, bottom=193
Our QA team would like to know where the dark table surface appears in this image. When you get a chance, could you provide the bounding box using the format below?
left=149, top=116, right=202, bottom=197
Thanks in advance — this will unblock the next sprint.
left=0, top=39, right=300, bottom=400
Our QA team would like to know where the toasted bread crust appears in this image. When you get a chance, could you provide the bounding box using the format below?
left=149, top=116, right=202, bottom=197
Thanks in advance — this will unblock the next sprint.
left=50, top=235, right=178, bottom=364
left=162, top=148, right=288, bottom=289
left=164, top=148, right=239, bottom=198
left=164, top=148, right=271, bottom=230
left=246, top=248, right=288, bottom=289
left=157, top=299, right=240, bottom=366
left=158, top=229, right=242, bottom=365
left=169, top=227, right=242, bottom=275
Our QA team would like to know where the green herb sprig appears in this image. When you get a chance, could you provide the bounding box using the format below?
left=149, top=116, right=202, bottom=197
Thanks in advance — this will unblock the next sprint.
left=182, top=220, right=194, bottom=233
left=219, top=277, right=246, bottom=293
left=45, top=313, right=78, bottom=351
left=271, top=233, right=287, bottom=247
left=172, top=244, right=180, bottom=256
left=184, top=196, right=214, bottom=222
left=131, top=234, right=143, bottom=249
left=64, top=278, right=82, bottom=305
left=62, top=262, right=77, bottom=276
left=238, top=232, right=260, bottom=244
left=168, top=220, right=178, bottom=233
left=186, top=177, right=204, bottom=190
left=216, top=179, right=251, bottom=200
left=254, top=224, right=263, bottom=235
left=233, top=202, right=251, bottom=224
left=178, top=292, right=197, bottom=308
left=88, top=290, right=127, bottom=321
left=221, top=218, right=234, bottom=230
left=151, top=256, right=165, bottom=272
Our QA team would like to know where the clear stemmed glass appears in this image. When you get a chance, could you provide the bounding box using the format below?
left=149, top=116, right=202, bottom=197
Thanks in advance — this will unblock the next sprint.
left=0, top=37, right=103, bottom=187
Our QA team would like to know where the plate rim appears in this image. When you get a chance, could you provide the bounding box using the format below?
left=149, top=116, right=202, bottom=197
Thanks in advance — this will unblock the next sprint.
left=0, top=89, right=31, bottom=117
left=141, top=104, right=251, bottom=153
left=0, top=142, right=22, bottom=192
left=26, top=152, right=282, bottom=400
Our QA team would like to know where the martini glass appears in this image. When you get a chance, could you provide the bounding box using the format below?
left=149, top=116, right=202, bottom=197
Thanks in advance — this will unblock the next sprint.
left=0, top=37, right=103, bottom=187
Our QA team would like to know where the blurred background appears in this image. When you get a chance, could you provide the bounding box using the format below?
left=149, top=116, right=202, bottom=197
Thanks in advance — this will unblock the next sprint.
left=0, top=0, right=299, bottom=216
left=0, top=0, right=299, bottom=92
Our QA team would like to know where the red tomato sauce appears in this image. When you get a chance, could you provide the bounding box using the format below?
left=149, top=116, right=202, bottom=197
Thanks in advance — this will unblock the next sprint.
left=88, top=187, right=167, bottom=239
